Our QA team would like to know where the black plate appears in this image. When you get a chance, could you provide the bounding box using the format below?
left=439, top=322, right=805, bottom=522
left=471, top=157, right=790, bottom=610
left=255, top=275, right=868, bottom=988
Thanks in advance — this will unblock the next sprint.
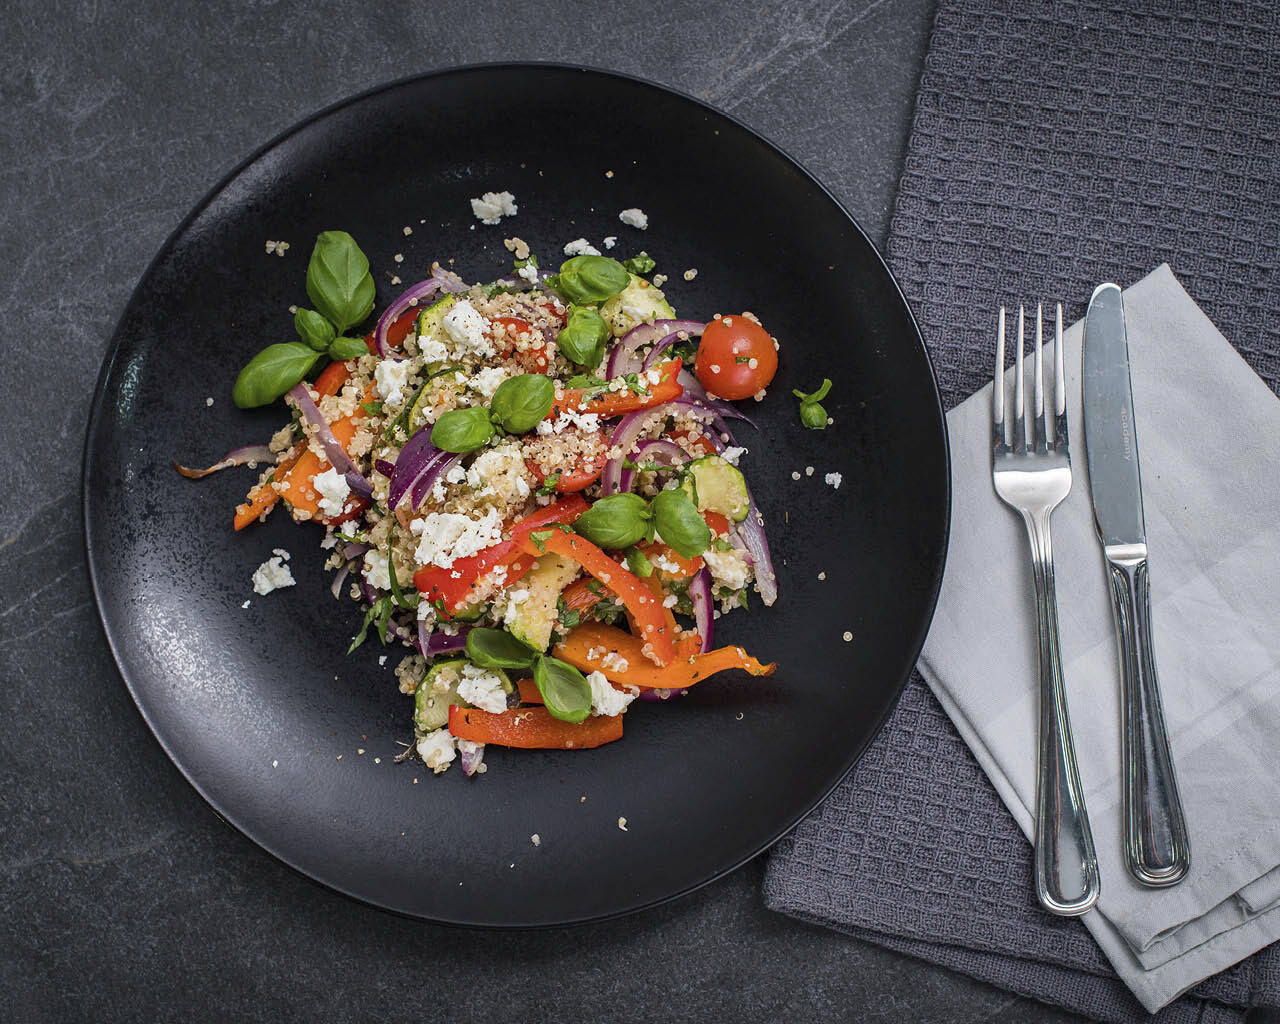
left=84, top=64, right=949, bottom=927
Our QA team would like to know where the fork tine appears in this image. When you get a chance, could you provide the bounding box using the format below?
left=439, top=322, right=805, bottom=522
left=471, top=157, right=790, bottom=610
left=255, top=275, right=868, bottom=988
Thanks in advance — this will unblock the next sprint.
left=993, top=307, right=1006, bottom=447
left=1054, top=302, right=1069, bottom=449
left=1034, top=303, right=1047, bottom=451
left=1013, top=305, right=1027, bottom=452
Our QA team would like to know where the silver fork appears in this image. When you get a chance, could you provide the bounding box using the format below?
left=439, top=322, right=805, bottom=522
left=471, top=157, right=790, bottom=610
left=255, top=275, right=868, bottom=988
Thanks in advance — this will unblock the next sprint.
left=992, top=303, right=1101, bottom=917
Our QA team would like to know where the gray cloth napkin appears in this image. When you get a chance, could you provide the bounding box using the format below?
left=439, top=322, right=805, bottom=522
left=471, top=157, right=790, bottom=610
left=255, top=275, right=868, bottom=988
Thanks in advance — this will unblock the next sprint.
left=920, top=265, right=1280, bottom=1011
left=763, top=0, right=1280, bottom=1020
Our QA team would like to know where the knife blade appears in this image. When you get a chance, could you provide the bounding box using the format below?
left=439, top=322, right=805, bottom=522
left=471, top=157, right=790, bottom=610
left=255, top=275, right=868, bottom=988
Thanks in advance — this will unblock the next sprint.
left=1083, top=283, right=1191, bottom=887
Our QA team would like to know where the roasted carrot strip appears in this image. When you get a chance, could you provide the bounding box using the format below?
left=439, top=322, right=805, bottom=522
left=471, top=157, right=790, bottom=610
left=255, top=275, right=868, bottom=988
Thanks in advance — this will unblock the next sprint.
left=448, top=705, right=622, bottom=749
left=515, top=678, right=541, bottom=704
left=554, top=621, right=774, bottom=690
left=233, top=444, right=302, bottom=531
left=550, top=359, right=683, bottom=419
left=276, top=384, right=375, bottom=516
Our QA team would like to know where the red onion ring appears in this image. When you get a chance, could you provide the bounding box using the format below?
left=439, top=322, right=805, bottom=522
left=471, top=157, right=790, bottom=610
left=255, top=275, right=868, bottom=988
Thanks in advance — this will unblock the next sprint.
left=677, top=369, right=759, bottom=428
left=687, top=566, right=714, bottom=653
left=617, top=438, right=687, bottom=494
left=640, top=324, right=705, bottom=372
left=172, top=444, right=274, bottom=479
left=286, top=383, right=373, bottom=498
left=600, top=401, right=680, bottom=495
left=607, top=319, right=704, bottom=379
left=410, top=452, right=461, bottom=508
left=731, top=491, right=777, bottom=606
left=387, top=428, right=440, bottom=509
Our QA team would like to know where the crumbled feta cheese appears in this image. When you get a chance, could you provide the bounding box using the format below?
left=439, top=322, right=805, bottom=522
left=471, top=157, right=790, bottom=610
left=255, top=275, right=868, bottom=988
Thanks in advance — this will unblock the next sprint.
left=619, top=207, right=648, bottom=229
left=442, top=300, right=493, bottom=358
left=824, top=472, right=843, bottom=489
left=458, top=663, right=510, bottom=713
left=720, top=446, right=747, bottom=466
left=445, top=462, right=467, bottom=485
left=601, top=651, right=629, bottom=673
left=563, top=238, right=601, bottom=257
left=362, top=549, right=391, bottom=591
left=416, top=329, right=449, bottom=363
left=470, top=191, right=518, bottom=224
left=411, top=509, right=505, bottom=569
left=466, top=444, right=532, bottom=501
left=516, top=262, right=539, bottom=284
left=498, top=587, right=531, bottom=623
left=588, top=670, right=637, bottom=717
left=320, top=529, right=338, bottom=550
left=339, top=519, right=359, bottom=537
left=251, top=555, right=295, bottom=595
left=468, top=365, right=510, bottom=401
left=313, top=467, right=350, bottom=517
left=603, top=236, right=617, bottom=249
left=417, top=728, right=456, bottom=773
left=703, top=547, right=751, bottom=591
left=374, top=358, right=412, bottom=408
left=241, top=599, right=251, bottom=609
left=531, top=833, right=541, bottom=846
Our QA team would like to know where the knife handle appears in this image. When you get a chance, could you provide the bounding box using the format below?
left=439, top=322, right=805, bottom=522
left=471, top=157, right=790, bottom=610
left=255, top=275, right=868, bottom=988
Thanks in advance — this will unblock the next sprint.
left=1104, top=547, right=1191, bottom=887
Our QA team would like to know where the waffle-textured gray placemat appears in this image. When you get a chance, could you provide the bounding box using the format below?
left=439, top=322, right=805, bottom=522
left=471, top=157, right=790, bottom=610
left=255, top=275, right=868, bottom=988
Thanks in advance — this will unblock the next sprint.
left=763, top=1, right=1280, bottom=1021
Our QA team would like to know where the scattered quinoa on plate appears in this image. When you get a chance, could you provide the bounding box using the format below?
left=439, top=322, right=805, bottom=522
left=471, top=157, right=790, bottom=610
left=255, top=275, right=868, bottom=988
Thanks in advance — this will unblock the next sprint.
left=177, top=230, right=789, bottom=777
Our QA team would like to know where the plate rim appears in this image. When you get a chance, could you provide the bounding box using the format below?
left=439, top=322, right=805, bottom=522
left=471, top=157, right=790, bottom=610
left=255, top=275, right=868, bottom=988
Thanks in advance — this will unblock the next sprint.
left=82, top=60, right=952, bottom=928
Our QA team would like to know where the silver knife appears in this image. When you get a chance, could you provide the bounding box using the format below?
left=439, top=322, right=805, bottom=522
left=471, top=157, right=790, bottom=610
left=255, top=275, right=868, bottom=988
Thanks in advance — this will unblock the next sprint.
left=1083, top=283, right=1191, bottom=887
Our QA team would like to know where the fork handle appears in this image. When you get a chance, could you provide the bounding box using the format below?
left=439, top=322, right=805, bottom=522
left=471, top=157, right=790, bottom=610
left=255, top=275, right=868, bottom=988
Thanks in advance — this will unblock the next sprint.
left=1023, top=509, right=1101, bottom=916
left=1103, top=547, right=1191, bottom=887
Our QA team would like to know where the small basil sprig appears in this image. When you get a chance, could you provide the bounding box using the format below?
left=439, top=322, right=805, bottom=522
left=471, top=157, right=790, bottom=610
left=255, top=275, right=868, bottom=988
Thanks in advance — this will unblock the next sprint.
left=624, top=546, right=654, bottom=577
left=232, top=342, right=322, bottom=409
left=294, top=307, right=335, bottom=351
left=573, top=493, right=650, bottom=550
left=651, top=488, right=712, bottom=559
left=557, top=255, right=630, bottom=305
left=490, top=374, right=554, bottom=433
left=465, top=628, right=591, bottom=722
left=793, top=378, right=832, bottom=430
left=572, top=488, right=710, bottom=560
left=556, top=306, right=610, bottom=368
left=621, top=253, right=655, bottom=275
left=306, top=230, right=376, bottom=333
left=431, top=407, right=494, bottom=453
left=234, top=231, right=376, bottom=409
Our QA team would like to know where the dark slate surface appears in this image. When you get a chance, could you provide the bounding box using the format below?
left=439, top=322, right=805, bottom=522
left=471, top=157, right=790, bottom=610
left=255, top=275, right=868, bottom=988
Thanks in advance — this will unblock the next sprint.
left=0, top=1, right=1252, bottom=1021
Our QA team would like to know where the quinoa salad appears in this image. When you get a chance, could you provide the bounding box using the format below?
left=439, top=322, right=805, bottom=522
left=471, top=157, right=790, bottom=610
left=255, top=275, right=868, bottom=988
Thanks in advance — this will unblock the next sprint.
left=178, top=230, right=785, bottom=777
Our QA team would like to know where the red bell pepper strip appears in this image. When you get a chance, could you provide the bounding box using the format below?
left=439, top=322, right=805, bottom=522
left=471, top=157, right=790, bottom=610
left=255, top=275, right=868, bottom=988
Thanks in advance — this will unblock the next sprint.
left=516, top=530, right=675, bottom=666
left=554, top=621, right=774, bottom=689
left=412, top=494, right=588, bottom=614
left=550, top=359, right=683, bottom=419
left=448, top=705, right=623, bottom=749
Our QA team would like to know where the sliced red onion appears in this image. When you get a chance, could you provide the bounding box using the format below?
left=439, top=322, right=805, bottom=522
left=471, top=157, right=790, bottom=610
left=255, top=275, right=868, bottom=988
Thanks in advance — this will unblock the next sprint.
left=410, top=452, right=461, bottom=509
left=666, top=397, right=735, bottom=446
left=732, top=491, right=777, bottom=606
left=688, top=566, right=714, bottom=653
left=374, top=458, right=396, bottom=478
left=341, top=541, right=369, bottom=561
left=172, top=444, right=275, bottom=479
left=433, top=265, right=470, bottom=294
left=387, top=428, right=440, bottom=509
left=330, top=562, right=354, bottom=600
left=617, top=438, right=687, bottom=494
left=677, top=369, right=759, bottom=429
left=600, top=401, right=680, bottom=495
left=417, top=616, right=434, bottom=656
left=607, top=319, right=705, bottom=378
left=636, top=687, right=681, bottom=702
left=286, top=382, right=373, bottom=499
left=459, top=741, right=486, bottom=777
left=640, top=324, right=705, bottom=372
left=417, top=625, right=472, bottom=657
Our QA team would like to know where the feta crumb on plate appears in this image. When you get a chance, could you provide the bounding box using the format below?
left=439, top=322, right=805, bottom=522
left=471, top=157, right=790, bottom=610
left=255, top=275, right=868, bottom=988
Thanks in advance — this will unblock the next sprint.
left=563, top=237, right=601, bottom=257
left=251, top=555, right=295, bottom=595
left=417, top=728, right=457, bottom=773
left=516, top=262, right=539, bottom=284
left=470, top=190, right=518, bottom=225
left=618, top=207, right=648, bottom=229
left=531, top=833, right=541, bottom=847
left=824, top=471, right=843, bottom=489
left=603, top=235, right=617, bottom=249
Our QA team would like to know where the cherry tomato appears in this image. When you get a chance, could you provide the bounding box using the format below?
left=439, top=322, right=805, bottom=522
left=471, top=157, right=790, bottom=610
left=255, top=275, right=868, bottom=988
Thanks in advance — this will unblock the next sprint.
left=694, top=314, right=778, bottom=400
left=491, top=316, right=551, bottom=373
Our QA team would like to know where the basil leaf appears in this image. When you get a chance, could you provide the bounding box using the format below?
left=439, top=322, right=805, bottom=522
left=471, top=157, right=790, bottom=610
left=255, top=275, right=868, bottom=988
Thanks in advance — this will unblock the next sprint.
left=573, top=493, right=650, bottom=550
left=328, top=336, right=369, bottom=360
left=529, top=529, right=552, bottom=553
left=376, top=596, right=393, bottom=645
left=294, top=307, right=336, bottom=351
left=621, top=253, right=655, bottom=275
left=489, top=374, right=554, bottom=434
left=466, top=627, right=539, bottom=670
left=557, top=255, right=630, bottom=305
left=555, top=306, right=610, bottom=368
left=305, top=230, right=375, bottom=333
left=793, top=378, right=832, bottom=431
left=347, top=601, right=381, bottom=654
left=232, top=342, right=322, bottom=409
left=535, top=472, right=561, bottom=496
left=430, top=407, right=494, bottom=453
left=532, top=654, right=592, bottom=723
left=624, top=546, right=654, bottom=577
left=651, top=488, right=711, bottom=559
